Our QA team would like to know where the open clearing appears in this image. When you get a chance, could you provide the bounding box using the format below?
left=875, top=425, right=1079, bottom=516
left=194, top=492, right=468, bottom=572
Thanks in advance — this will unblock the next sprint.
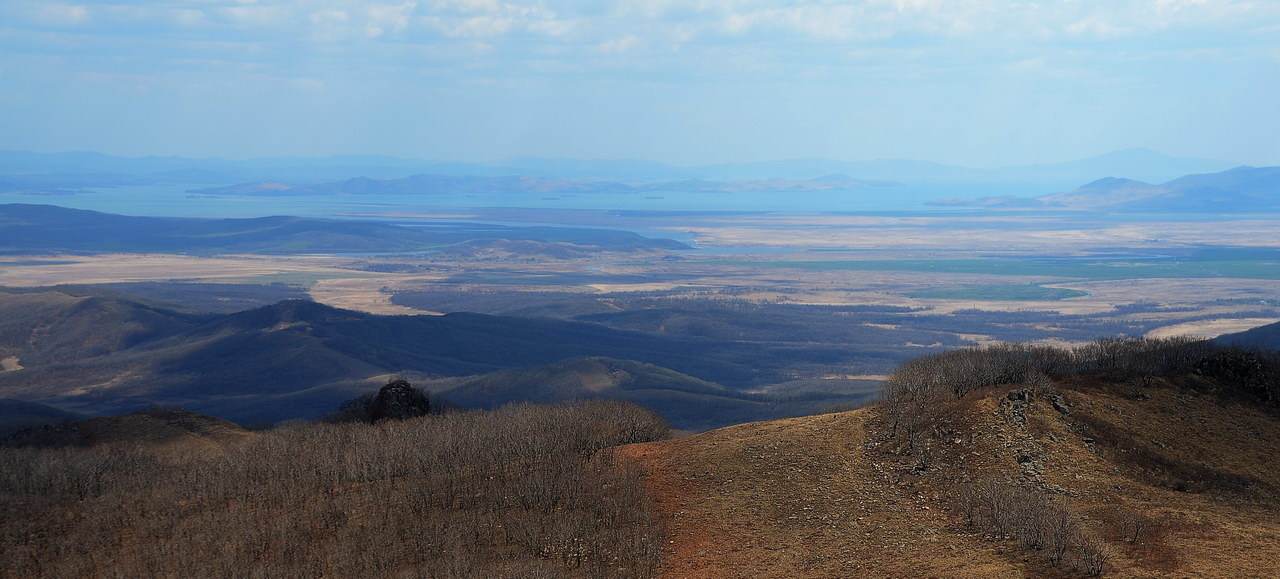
left=1145, top=317, right=1280, bottom=339
left=308, top=276, right=443, bottom=316
left=0, top=254, right=359, bottom=287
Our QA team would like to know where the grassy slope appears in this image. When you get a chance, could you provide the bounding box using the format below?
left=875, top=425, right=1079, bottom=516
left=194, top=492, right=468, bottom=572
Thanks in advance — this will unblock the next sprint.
left=622, top=377, right=1280, bottom=577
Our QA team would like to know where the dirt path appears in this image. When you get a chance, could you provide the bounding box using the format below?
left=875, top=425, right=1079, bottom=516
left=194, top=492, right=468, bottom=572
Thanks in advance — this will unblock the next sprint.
left=619, top=410, right=1024, bottom=578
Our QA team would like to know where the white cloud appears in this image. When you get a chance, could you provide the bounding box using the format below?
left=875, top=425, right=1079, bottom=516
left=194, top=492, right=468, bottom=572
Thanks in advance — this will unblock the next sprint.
left=422, top=1, right=574, bottom=38
left=366, top=2, right=417, bottom=38
left=597, top=34, right=639, bottom=53
left=221, top=4, right=288, bottom=28
left=35, top=3, right=90, bottom=26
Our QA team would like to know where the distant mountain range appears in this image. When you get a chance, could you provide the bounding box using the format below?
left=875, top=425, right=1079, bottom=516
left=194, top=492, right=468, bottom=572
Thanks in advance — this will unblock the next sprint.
left=187, top=173, right=890, bottom=198
left=0, top=204, right=687, bottom=254
left=0, top=148, right=1234, bottom=195
left=935, top=165, right=1280, bottom=212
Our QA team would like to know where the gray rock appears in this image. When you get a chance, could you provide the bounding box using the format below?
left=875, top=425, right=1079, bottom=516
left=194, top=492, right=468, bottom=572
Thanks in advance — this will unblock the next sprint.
left=1050, top=395, right=1071, bottom=415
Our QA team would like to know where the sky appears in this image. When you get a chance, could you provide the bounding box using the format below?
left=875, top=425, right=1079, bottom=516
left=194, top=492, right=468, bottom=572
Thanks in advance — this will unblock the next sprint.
left=1, top=1, right=1278, bottom=166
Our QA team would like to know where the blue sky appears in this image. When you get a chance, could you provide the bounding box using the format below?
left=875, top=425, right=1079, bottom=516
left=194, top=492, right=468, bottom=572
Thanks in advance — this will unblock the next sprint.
left=1, top=1, right=1277, bottom=166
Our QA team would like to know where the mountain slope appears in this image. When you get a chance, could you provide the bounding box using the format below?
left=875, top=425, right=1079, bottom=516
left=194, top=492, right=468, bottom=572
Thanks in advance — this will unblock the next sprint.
left=0, top=399, right=83, bottom=436
left=3, top=407, right=250, bottom=451
left=1215, top=320, right=1280, bottom=349
left=622, top=375, right=1280, bottom=577
left=973, top=166, right=1280, bottom=211
left=435, top=357, right=783, bottom=429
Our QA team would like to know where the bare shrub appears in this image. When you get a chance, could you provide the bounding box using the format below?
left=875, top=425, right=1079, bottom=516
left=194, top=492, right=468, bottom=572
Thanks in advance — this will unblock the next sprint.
left=1074, top=535, right=1111, bottom=577
left=1119, top=511, right=1154, bottom=545
left=882, top=338, right=1279, bottom=453
left=0, top=400, right=668, bottom=578
left=956, top=479, right=1106, bottom=575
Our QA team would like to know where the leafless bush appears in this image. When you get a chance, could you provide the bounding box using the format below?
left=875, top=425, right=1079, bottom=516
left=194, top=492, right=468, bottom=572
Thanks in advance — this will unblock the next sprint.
left=0, top=401, right=668, bottom=578
left=882, top=338, right=1279, bottom=452
left=1074, top=535, right=1111, bottom=577
left=956, top=479, right=1106, bottom=575
left=1112, top=509, right=1158, bottom=545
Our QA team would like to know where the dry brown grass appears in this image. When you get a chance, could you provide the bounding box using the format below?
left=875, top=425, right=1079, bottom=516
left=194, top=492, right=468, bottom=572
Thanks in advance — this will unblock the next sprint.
left=1, top=401, right=668, bottom=578
left=620, top=410, right=1026, bottom=578
left=621, top=339, right=1280, bottom=578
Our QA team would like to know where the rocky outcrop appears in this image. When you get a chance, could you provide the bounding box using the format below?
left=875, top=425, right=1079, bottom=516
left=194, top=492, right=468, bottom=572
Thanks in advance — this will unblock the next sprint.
left=333, top=379, right=431, bottom=423
left=368, top=379, right=430, bottom=422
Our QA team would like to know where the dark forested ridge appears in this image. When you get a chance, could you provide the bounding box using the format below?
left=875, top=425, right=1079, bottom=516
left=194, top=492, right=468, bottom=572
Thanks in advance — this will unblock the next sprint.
left=1216, top=320, right=1280, bottom=350
left=0, top=291, right=867, bottom=427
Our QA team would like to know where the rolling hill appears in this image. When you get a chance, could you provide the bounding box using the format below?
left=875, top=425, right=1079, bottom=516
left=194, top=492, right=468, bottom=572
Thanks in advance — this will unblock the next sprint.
left=0, top=291, right=865, bottom=428
left=0, top=204, right=687, bottom=254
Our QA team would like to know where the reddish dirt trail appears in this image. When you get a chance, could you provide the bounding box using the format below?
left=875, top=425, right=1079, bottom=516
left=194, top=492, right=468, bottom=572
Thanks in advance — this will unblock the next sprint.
left=619, top=410, right=1024, bottom=578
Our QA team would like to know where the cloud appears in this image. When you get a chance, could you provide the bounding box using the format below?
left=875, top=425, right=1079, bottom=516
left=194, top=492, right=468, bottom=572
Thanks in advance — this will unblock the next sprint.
left=34, top=3, right=90, bottom=26
left=596, top=34, right=639, bottom=54
left=2, top=0, right=1278, bottom=78
left=365, top=2, right=417, bottom=38
left=421, top=1, right=575, bottom=39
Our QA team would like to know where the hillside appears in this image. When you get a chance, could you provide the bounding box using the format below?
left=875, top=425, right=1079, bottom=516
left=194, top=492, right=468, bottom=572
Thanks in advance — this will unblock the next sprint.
left=0, top=401, right=667, bottom=578
left=0, top=291, right=864, bottom=427
left=0, top=399, right=82, bottom=436
left=4, top=407, right=250, bottom=451
left=622, top=343, right=1280, bottom=577
left=434, top=357, right=795, bottom=430
left=0, top=204, right=687, bottom=254
left=1216, top=320, right=1280, bottom=349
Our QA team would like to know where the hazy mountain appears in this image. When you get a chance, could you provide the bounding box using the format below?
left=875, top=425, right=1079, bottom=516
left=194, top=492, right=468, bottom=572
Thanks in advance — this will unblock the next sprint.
left=192, top=174, right=638, bottom=196
left=1, top=149, right=1231, bottom=193
left=998, top=148, right=1232, bottom=185
left=938, top=165, right=1280, bottom=211
left=190, top=173, right=888, bottom=198
left=0, top=204, right=687, bottom=254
